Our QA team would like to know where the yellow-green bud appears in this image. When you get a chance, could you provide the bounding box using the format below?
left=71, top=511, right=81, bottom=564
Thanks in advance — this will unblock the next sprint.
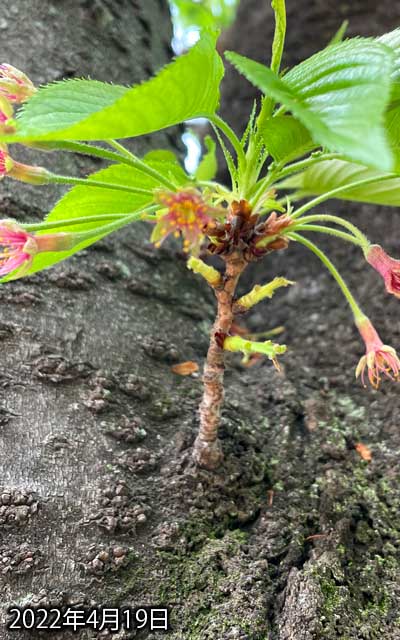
left=235, top=277, right=294, bottom=311
left=187, top=256, right=222, bottom=287
left=223, top=335, right=286, bottom=369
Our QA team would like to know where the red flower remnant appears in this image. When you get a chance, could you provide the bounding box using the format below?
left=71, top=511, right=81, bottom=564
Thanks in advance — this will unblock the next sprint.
left=0, top=143, right=50, bottom=184
left=355, top=316, right=400, bottom=389
left=0, top=143, right=13, bottom=177
left=0, top=221, right=37, bottom=277
left=151, top=189, right=220, bottom=252
left=0, top=220, right=75, bottom=279
left=366, top=244, right=400, bottom=299
left=0, top=97, right=15, bottom=134
left=0, top=64, right=36, bottom=103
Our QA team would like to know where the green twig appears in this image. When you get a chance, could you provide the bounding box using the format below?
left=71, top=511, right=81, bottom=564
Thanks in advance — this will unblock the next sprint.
left=290, top=224, right=364, bottom=246
left=293, top=214, right=369, bottom=245
left=22, top=205, right=159, bottom=232
left=288, top=232, right=364, bottom=320
left=47, top=174, right=154, bottom=197
left=291, top=174, right=398, bottom=219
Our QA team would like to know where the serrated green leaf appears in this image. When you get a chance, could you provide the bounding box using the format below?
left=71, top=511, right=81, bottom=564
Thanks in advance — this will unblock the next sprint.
left=378, top=28, right=400, bottom=100
left=16, top=81, right=127, bottom=140
left=280, top=158, right=400, bottom=206
left=7, top=31, right=224, bottom=142
left=6, top=159, right=188, bottom=280
left=195, top=135, right=217, bottom=180
left=142, top=150, right=190, bottom=185
left=385, top=108, right=400, bottom=171
left=262, top=115, right=317, bottom=164
left=226, top=38, right=395, bottom=170
left=378, top=29, right=400, bottom=164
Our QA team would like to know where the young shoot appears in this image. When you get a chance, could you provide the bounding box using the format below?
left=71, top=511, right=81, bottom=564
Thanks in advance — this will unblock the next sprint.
left=1, top=1, right=400, bottom=469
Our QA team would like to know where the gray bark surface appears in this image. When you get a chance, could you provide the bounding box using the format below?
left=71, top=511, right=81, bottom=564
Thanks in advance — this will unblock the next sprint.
left=0, top=2, right=400, bottom=640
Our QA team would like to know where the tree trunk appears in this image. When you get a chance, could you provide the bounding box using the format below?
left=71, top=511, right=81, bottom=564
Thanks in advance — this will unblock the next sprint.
left=1, top=1, right=400, bottom=639
left=217, top=2, right=400, bottom=639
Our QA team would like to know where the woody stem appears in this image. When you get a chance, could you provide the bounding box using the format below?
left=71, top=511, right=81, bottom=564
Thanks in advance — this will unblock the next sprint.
left=193, top=251, right=247, bottom=469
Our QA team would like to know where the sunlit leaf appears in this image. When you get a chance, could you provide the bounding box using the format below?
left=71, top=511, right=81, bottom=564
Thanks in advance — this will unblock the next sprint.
left=280, top=158, right=400, bottom=206
left=226, top=38, right=395, bottom=170
left=377, top=28, right=400, bottom=100
left=5, top=159, right=189, bottom=280
left=262, top=115, right=317, bottom=164
left=6, top=31, right=224, bottom=142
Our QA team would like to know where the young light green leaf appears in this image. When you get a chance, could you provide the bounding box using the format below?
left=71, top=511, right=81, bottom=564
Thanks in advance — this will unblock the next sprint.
left=379, top=29, right=400, bottom=162
left=262, top=115, right=317, bottom=164
left=143, top=150, right=179, bottom=164
left=211, top=124, right=238, bottom=190
left=142, top=150, right=190, bottom=185
left=385, top=108, right=400, bottom=171
left=195, top=135, right=217, bottom=180
left=378, top=28, right=400, bottom=100
left=280, top=158, right=400, bottom=206
left=226, top=38, right=395, bottom=170
left=8, top=31, right=224, bottom=142
left=327, top=20, right=349, bottom=47
left=270, top=0, right=286, bottom=74
left=13, top=81, right=128, bottom=141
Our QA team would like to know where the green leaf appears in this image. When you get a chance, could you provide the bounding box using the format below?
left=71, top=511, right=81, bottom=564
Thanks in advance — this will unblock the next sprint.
left=142, top=150, right=190, bottom=185
left=280, top=158, right=400, bottom=206
left=195, top=135, right=217, bottom=180
left=15, top=81, right=128, bottom=140
left=8, top=31, right=224, bottom=142
left=378, top=29, right=400, bottom=164
left=378, top=28, right=400, bottom=100
left=327, top=20, right=349, bottom=47
left=143, top=150, right=179, bottom=164
left=226, top=38, right=395, bottom=170
left=270, top=0, right=286, bottom=74
left=385, top=108, right=400, bottom=171
left=7, top=159, right=188, bottom=280
left=262, top=115, right=317, bottom=164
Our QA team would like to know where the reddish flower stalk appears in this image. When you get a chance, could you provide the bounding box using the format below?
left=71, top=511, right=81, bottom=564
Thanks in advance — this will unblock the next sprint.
left=365, top=244, right=400, bottom=298
left=193, top=250, right=247, bottom=468
left=355, top=316, right=400, bottom=389
left=150, top=194, right=288, bottom=468
left=0, top=144, right=50, bottom=184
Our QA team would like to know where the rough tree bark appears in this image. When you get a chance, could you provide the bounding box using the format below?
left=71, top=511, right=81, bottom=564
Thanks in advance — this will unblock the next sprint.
left=1, top=1, right=400, bottom=640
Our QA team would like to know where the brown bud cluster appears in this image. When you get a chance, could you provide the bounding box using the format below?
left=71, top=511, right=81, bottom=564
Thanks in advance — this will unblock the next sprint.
left=205, top=200, right=292, bottom=260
